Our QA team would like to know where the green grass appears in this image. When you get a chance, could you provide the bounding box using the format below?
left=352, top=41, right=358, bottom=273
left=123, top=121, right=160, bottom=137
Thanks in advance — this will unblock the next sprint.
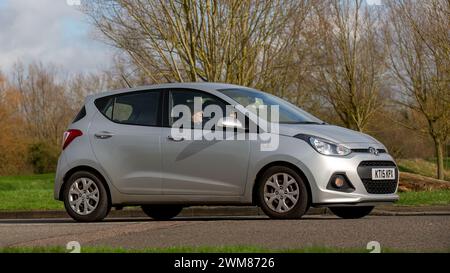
left=397, top=190, right=450, bottom=206
left=0, top=245, right=416, bottom=253
left=0, top=173, right=63, bottom=211
left=0, top=173, right=449, bottom=211
left=397, top=158, right=449, bottom=181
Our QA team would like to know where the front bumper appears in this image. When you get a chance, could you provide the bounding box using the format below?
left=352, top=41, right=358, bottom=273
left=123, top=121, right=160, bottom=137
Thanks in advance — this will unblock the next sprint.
left=300, top=151, right=399, bottom=206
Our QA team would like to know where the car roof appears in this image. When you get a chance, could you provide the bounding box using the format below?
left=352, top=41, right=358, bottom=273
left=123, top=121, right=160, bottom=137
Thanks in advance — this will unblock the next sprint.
left=87, top=82, right=253, bottom=101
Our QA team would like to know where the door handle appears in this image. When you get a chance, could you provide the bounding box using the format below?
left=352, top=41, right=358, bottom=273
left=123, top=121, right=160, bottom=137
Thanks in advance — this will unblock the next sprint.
left=95, top=132, right=114, bottom=139
left=168, top=136, right=185, bottom=142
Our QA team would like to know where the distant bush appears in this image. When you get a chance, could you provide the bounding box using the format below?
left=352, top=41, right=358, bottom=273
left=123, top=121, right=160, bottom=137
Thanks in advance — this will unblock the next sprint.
left=28, top=142, right=58, bottom=174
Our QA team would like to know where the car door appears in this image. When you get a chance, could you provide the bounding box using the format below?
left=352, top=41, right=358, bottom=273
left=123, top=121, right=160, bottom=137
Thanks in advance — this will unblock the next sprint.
left=89, top=90, right=163, bottom=195
left=161, top=89, right=250, bottom=196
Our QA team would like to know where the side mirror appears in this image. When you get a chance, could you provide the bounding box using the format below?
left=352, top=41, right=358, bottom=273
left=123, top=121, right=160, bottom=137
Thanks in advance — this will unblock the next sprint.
left=217, top=117, right=243, bottom=129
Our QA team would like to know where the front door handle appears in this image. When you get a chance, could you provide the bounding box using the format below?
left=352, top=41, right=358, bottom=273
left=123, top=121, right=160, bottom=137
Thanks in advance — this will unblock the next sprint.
left=95, top=132, right=114, bottom=139
left=168, top=136, right=185, bottom=142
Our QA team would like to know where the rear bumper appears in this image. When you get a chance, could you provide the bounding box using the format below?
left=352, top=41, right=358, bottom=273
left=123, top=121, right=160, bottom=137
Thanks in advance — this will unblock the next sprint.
left=54, top=153, right=69, bottom=201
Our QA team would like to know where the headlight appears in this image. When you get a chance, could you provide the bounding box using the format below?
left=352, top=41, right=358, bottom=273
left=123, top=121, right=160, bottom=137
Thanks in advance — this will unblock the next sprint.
left=295, top=134, right=351, bottom=156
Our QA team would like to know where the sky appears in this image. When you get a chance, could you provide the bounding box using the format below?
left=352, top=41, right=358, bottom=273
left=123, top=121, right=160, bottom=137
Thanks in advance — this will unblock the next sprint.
left=0, top=0, right=114, bottom=74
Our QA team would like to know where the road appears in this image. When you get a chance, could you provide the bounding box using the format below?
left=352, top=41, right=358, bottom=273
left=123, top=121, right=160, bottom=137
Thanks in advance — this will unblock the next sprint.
left=0, top=215, right=449, bottom=252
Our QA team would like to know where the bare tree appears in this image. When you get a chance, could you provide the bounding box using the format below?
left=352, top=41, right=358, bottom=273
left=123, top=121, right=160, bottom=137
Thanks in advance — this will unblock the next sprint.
left=0, top=70, right=30, bottom=175
left=12, top=62, right=74, bottom=146
left=255, top=2, right=318, bottom=101
left=385, top=0, right=450, bottom=180
left=0, top=70, right=10, bottom=128
left=311, top=0, right=388, bottom=132
left=83, top=0, right=311, bottom=87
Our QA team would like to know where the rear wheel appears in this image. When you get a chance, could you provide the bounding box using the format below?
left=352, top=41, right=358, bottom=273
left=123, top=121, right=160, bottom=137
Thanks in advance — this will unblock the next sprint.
left=141, top=205, right=183, bottom=220
left=63, top=171, right=110, bottom=222
left=257, top=166, right=309, bottom=219
left=330, top=206, right=374, bottom=219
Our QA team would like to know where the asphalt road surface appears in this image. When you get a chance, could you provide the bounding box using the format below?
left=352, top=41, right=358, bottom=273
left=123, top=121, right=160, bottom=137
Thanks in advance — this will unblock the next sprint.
left=0, top=215, right=449, bottom=252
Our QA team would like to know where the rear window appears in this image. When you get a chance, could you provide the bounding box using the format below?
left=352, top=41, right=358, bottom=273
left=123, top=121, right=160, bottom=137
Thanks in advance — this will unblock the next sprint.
left=72, top=106, right=86, bottom=123
left=94, top=91, right=161, bottom=127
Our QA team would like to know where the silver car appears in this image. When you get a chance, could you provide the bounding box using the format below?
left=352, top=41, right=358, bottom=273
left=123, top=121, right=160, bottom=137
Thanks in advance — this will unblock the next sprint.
left=55, top=83, right=399, bottom=222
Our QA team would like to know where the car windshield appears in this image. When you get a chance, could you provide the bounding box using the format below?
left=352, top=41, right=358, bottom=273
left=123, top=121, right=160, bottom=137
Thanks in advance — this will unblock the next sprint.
left=220, top=88, right=324, bottom=124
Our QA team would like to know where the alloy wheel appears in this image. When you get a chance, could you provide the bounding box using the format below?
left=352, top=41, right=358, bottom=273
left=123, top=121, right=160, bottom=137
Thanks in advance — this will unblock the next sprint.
left=68, top=178, right=100, bottom=215
left=263, top=173, right=300, bottom=213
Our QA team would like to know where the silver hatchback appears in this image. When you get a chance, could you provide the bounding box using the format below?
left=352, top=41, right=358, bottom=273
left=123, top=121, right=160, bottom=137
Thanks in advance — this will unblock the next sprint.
left=55, top=83, right=399, bottom=222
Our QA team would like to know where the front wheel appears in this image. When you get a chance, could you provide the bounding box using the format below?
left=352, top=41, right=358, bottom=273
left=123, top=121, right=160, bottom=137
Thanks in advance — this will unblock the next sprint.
left=257, top=166, right=310, bottom=219
left=329, top=206, right=374, bottom=219
left=141, top=205, right=183, bottom=220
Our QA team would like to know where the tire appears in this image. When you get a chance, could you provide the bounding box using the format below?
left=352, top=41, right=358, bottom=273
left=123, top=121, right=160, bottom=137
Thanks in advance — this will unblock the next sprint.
left=257, top=166, right=310, bottom=219
left=141, top=205, right=183, bottom=220
left=63, top=171, right=110, bottom=222
left=330, top=206, right=374, bottom=219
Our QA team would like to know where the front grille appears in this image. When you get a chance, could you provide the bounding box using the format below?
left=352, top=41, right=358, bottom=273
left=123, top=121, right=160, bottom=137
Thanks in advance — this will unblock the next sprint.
left=359, top=161, right=396, bottom=167
left=357, top=161, right=398, bottom=194
left=352, top=148, right=387, bottom=154
left=361, top=179, right=398, bottom=194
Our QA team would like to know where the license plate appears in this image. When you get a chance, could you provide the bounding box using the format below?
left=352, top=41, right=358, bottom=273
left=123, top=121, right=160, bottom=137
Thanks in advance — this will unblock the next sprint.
left=372, top=168, right=395, bottom=180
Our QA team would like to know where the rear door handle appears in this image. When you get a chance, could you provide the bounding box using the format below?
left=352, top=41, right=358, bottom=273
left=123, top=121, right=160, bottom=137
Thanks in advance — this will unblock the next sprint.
left=95, top=132, right=114, bottom=139
left=168, top=136, right=185, bottom=142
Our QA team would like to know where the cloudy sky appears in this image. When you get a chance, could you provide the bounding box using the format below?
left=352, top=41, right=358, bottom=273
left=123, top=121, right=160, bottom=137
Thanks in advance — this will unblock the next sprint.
left=0, top=0, right=114, bottom=74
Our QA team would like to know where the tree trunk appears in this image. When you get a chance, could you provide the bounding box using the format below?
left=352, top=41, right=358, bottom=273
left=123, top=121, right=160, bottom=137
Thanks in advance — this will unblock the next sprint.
left=433, top=137, right=445, bottom=180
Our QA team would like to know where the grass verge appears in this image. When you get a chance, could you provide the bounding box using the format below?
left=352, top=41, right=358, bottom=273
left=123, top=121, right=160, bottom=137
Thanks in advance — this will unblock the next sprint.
left=397, top=190, right=450, bottom=206
left=0, top=174, right=449, bottom=211
left=397, top=158, right=449, bottom=181
left=0, top=173, right=63, bottom=211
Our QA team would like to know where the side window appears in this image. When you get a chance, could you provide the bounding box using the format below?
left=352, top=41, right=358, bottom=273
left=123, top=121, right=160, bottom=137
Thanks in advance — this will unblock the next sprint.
left=72, top=106, right=86, bottom=123
left=95, top=96, right=114, bottom=119
left=95, top=91, right=161, bottom=126
left=169, top=89, right=228, bottom=129
left=112, top=97, right=137, bottom=123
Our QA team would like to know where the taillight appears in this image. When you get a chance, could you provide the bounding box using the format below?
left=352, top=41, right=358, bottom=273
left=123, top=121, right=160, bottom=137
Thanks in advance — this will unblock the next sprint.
left=62, top=129, right=83, bottom=150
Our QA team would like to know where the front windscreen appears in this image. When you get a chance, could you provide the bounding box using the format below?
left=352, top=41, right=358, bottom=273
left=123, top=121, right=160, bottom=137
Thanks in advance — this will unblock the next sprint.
left=220, top=88, right=324, bottom=124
